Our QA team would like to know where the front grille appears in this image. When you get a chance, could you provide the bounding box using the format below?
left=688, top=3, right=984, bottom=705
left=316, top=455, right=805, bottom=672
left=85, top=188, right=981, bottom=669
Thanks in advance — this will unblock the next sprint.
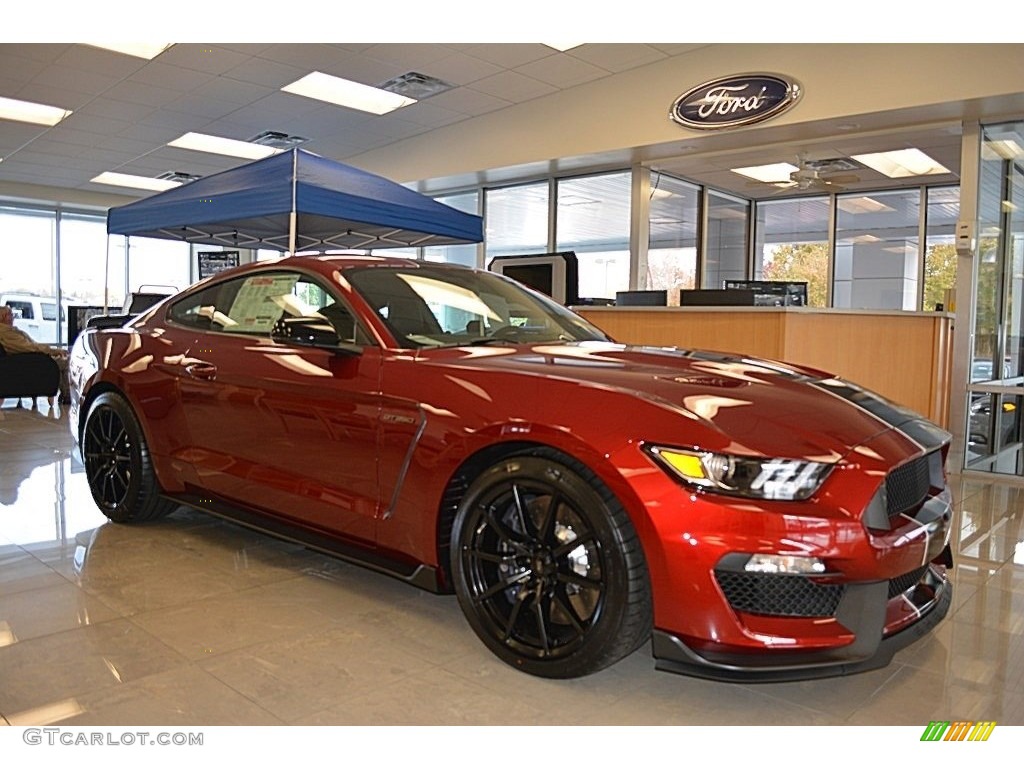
left=886, top=454, right=932, bottom=519
left=888, top=565, right=930, bottom=599
left=715, top=571, right=846, bottom=618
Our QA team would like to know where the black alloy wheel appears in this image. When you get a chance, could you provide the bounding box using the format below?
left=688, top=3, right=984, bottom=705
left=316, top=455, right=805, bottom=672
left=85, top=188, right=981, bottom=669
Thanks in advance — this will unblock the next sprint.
left=451, top=452, right=651, bottom=678
left=82, top=393, right=176, bottom=523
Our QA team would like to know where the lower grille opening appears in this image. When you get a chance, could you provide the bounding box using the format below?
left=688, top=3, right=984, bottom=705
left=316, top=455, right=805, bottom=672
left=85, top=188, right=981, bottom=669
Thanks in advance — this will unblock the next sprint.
left=888, top=565, right=930, bottom=599
left=715, top=570, right=846, bottom=618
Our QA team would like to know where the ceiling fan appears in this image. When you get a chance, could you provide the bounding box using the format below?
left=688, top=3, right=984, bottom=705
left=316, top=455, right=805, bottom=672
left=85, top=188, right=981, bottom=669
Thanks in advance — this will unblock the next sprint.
left=751, top=155, right=862, bottom=194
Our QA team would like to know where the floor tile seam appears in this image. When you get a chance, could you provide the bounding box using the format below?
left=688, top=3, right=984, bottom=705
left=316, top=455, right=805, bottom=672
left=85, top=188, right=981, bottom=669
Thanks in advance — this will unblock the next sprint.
left=281, top=660, right=475, bottom=725
left=0, top=605, right=138, bottom=649
left=100, top=661, right=291, bottom=726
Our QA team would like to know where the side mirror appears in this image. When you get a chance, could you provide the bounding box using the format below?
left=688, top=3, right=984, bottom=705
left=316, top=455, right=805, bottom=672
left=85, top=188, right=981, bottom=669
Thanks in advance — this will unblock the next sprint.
left=271, top=317, right=363, bottom=356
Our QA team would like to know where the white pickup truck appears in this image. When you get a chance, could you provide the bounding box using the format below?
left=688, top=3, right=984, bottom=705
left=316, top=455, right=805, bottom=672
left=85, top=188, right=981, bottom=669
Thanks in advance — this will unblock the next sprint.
left=1, top=293, right=69, bottom=344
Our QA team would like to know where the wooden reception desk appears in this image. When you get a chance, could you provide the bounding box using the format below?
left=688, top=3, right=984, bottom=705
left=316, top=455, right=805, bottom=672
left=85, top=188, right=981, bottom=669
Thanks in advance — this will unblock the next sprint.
left=573, top=306, right=954, bottom=428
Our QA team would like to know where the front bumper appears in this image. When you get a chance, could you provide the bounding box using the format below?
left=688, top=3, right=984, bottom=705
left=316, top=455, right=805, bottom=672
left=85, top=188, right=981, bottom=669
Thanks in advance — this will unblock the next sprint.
left=651, top=558, right=952, bottom=682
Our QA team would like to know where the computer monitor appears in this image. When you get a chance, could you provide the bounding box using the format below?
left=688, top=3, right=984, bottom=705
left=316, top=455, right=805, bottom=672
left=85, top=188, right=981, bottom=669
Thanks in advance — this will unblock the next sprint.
left=488, top=252, right=579, bottom=305
left=616, top=290, right=668, bottom=306
left=723, top=280, right=808, bottom=307
left=679, top=289, right=757, bottom=307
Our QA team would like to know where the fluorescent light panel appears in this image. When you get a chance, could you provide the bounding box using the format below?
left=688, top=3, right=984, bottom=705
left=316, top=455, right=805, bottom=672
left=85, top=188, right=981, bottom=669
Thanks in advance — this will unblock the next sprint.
left=983, top=139, right=1024, bottom=160
left=91, top=172, right=181, bottom=192
left=169, top=132, right=281, bottom=160
left=731, top=163, right=799, bottom=183
left=85, top=43, right=173, bottom=60
left=0, top=96, right=72, bottom=126
left=543, top=43, right=585, bottom=52
left=851, top=148, right=950, bottom=178
left=281, top=71, right=415, bottom=115
left=837, top=196, right=896, bottom=214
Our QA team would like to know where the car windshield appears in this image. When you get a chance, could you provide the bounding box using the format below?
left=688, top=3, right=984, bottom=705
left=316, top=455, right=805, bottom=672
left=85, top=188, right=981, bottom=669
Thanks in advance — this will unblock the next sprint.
left=345, top=265, right=609, bottom=349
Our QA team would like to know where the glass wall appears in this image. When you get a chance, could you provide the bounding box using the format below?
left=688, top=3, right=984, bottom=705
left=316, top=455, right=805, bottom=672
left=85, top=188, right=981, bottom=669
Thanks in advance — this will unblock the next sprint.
left=647, top=174, right=699, bottom=305
left=753, top=196, right=830, bottom=307
left=833, top=190, right=921, bottom=310
left=124, top=236, right=191, bottom=297
left=555, top=172, right=631, bottom=301
left=0, top=206, right=57, bottom=342
left=703, top=190, right=749, bottom=289
left=60, top=213, right=125, bottom=314
left=484, top=182, right=549, bottom=260
left=923, top=187, right=960, bottom=312
left=424, top=191, right=480, bottom=267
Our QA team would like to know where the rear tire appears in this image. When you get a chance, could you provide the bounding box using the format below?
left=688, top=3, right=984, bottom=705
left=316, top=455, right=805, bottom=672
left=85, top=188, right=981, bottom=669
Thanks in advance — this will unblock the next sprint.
left=82, top=392, right=176, bottom=523
left=451, top=451, right=652, bottom=678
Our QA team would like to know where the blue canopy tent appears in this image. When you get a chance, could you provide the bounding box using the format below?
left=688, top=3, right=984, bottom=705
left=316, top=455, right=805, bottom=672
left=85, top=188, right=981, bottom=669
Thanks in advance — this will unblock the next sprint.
left=106, top=148, right=483, bottom=253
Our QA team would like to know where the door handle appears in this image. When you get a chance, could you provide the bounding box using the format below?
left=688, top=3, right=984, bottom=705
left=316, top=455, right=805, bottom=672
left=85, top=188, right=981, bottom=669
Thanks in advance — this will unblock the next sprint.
left=185, top=362, right=218, bottom=381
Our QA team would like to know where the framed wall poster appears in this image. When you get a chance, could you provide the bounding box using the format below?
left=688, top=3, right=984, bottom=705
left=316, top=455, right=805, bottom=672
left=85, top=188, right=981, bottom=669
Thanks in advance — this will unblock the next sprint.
left=198, top=250, right=240, bottom=279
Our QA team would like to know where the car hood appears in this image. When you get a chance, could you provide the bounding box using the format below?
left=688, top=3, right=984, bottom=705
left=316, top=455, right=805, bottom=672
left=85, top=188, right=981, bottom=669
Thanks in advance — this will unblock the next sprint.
left=427, top=341, right=946, bottom=462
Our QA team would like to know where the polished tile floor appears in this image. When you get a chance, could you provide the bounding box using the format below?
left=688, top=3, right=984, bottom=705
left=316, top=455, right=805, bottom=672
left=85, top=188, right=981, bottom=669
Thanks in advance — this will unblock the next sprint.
left=1, top=399, right=1023, bottom=727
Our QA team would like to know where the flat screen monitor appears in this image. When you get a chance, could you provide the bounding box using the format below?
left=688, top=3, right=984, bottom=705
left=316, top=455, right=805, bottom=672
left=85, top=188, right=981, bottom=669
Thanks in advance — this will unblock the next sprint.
left=723, top=280, right=808, bottom=307
left=679, top=289, right=757, bottom=307
left=616, top=290, right=668, bottom=306
left=488, top=252, right=579, bottom=305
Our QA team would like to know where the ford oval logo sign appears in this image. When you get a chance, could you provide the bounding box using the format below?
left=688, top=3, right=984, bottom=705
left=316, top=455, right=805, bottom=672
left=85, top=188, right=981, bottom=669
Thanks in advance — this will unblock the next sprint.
left=670, top=74, right=801, bottom=130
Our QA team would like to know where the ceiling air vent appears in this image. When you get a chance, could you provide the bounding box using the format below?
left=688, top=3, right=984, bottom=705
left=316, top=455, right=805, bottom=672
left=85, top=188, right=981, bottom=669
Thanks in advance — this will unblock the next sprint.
left=806, top=158, right=862, bottom=173
left=156, top=171, right=202, bottom=184
left=378, top=72, right=455, bottom=100
left=249, top=131, right=310, bottom=150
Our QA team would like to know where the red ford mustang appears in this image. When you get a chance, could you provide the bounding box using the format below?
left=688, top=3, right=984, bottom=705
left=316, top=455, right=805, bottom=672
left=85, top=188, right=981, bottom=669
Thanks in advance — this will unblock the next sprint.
left=69, top=255, right=953, bottom=680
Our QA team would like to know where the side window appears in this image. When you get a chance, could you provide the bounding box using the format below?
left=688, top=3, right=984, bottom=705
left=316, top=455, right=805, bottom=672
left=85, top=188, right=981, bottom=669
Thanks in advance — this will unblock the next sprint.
left=6, top=301, right=33, bottom=320
left=168, top=272, right=371, bottom=345
left=41, top=303, right=57, bottom=321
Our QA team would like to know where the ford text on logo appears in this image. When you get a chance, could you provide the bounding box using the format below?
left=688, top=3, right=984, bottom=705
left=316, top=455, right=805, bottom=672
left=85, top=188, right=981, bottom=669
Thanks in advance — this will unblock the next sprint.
left=670, top=74, right=801, bottom=130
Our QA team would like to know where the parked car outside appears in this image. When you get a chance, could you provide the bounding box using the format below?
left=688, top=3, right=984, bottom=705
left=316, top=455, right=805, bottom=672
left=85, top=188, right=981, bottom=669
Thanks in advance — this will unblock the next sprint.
left=69, top=256, right=954, bottom=681
left=1, top=293, right=71, bottom=344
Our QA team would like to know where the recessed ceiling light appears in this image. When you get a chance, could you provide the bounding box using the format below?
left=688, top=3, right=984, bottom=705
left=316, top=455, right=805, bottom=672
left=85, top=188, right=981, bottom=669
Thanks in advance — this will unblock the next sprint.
left=168, top=132, right=281, bottom=160
left=91, top=172, right=181, bottom=192
left=0, top=96, right=72, bottom=126
left=543, top=43, right=585, bottom=52
left=851, top=149, right=950, bottom=178
left=84, top=43, right=174, bottom=60
left=731, top=163, right=799, bottom=183
left=281, top=71, right=416, bottom=115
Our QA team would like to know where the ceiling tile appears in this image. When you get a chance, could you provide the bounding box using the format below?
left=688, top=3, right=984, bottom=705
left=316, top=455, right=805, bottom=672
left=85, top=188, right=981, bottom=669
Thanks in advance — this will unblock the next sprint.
left=417, top=52, right=504, bottom=86
left=0, top=44, right=72, bottom=64
left=76, top=97, right=156, bottom=123
left=54, top=112, right=133, bottom=136
left=320, top=52, right=405, bottom=87
left=469, top=70, right=559, bottom=103
left=568, top=44, right=667, bottom=72
left=191, top=77, right=275, bottom=106
left=515, top=54, right=610, bottom=88
left=129, top=62, right=217, bottom=92
left=54, top=46, right=149, bottom=78
left=103, top=80, right=185, bottom=107
left=0, top=53, right=49, bottom=86
left=152, top=45, right=253, bottom=76
left=391, top=101, right=466, bottom=129
left=165, top=94, right=241, bottom=120
left=460, top=44, right=554, bottom=69
left=361, top=44, right=456, bottom=71
left=221, top=56, right=309, bottom=89
left=254, top=44, right=348, bottom=72
left=427, top=87, right=512, bottom=117
left=647, top=44, right=712, bottom=57
left=13, top=82, right=94, bottom=111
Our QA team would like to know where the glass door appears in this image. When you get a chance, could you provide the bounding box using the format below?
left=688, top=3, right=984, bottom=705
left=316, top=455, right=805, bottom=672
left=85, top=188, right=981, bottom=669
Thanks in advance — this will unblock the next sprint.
left=965, top=122, right=1024, bottom=475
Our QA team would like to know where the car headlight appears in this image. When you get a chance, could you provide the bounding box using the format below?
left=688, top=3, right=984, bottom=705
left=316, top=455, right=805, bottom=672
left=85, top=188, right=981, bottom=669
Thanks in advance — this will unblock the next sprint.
left=645, top=445, right=833, bottom=501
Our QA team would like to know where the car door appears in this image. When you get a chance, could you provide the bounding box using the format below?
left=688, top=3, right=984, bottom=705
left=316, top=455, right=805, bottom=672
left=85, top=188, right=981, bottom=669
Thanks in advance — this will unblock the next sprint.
left=168, top=270, right=383, bottom=544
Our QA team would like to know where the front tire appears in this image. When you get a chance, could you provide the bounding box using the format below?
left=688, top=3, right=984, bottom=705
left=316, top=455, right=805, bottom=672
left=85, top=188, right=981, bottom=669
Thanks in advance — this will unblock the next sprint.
left=82, top=392, right=176, bottom=523
left=451, top=452, right=652, bottom=678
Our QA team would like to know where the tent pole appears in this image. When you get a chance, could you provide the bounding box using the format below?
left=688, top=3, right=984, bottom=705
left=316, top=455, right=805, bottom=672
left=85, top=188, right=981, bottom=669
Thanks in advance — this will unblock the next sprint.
left=288, top=149, right=298, bottom=255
